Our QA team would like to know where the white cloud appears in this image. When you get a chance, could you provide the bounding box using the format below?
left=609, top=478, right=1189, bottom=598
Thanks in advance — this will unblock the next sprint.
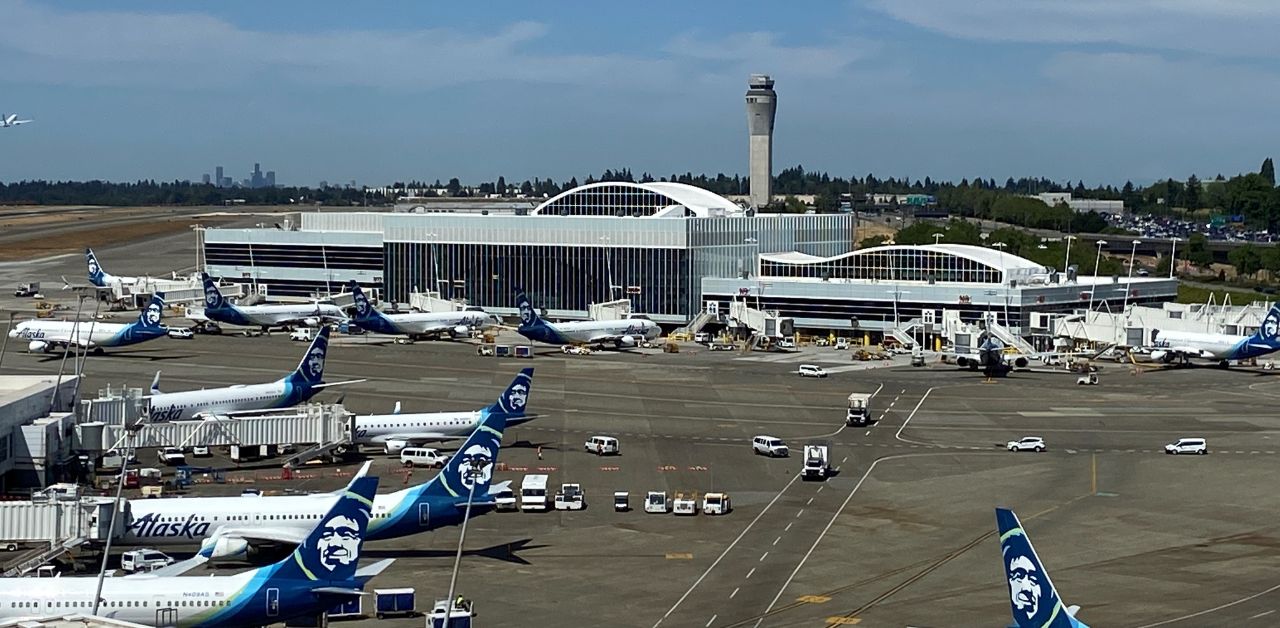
left=865, top=0, right=1280, bottom=57
left=664, top=31, right=877, bottom=80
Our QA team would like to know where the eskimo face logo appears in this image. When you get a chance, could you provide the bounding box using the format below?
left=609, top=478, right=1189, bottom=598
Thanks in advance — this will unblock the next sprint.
left=458, top=443, right=495, bottom=490
left=145, top=303, right=162, bottom=326
left=518, top=301, right=533, bottom=325
left=204, top=283, right=219, bottom=306
left=306, top=345, right=326, bottom=379
left=506, top=383, right=528, bottom=410
left=1008, top=554, right=1043, bottom=620
left=1263, top=311, right=1280, bottom=340
left=354, top=291, right=370, bottom=316
left=87, top=257, right=100, bottom=278
left=315, top=514, right=361, bottom=571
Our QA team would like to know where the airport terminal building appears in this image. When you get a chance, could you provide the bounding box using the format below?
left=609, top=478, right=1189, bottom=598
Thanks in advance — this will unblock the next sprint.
left=203, top=182, right=854, bottom=323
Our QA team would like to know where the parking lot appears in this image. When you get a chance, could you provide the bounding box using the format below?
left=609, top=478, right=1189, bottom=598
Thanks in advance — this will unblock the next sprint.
left=5, top=238, right=1280, bottom=626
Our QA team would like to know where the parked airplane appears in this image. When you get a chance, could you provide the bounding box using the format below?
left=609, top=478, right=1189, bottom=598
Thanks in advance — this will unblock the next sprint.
left=0, top=113, right=32, bottom=128
left=997, top=507, right=1089, bottom=628
left=124, top=409, right=512, bottom=559
left=355, top=367, right=534, bottom=453
left=86, top=248, right=140, bottom=288
left=346, top=280, right=497, bottom=340
left=9, top=293, right=168, bottom=353
left=1148, top=304, right=1280, bottom=366
left=515, top=288, right=660, bottom=348
left=144, top=326, right=362, bottom=421
left=0, top=476, right=390, bottom=627
left=200, top=273, right=346, bottom=331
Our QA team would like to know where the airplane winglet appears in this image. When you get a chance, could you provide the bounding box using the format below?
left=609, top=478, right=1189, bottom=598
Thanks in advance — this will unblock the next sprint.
left=311, top=379, right=368, bottom=389
left=354, top=558, right=395, bottom=580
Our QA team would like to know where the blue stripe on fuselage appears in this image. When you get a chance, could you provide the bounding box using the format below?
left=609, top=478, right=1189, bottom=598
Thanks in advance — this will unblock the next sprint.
left=517, top=321, right=570, bottom=345
left=206, top=305, right=254, bottom=327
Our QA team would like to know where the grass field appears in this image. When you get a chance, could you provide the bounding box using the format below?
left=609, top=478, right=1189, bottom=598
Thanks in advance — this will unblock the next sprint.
left=1177, top=283, right=1273, bottom=305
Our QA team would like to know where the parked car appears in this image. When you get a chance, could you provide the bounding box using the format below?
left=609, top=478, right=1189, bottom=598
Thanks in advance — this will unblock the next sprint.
left=166, top=327, right=193, bottom=340
left=493, top=486, right=518, bottom=512
left=797, top=364, right=827, bottom=378
left=776, top=338, right=796, bottom=350
left=191, top=445, right=211, bottom=458
left=1165, top=437, right=1207, bottom=455
left=157, top=447, right=186, bottom=466
left=121, top=548, right=174, bottom=573
left=400, top=447, right=449, bottom=468
left=1006, top=436, right=1046, bottom=452
left=752, top=435, right=789, bottom=457
left=584, top=435, right=620, bottom=456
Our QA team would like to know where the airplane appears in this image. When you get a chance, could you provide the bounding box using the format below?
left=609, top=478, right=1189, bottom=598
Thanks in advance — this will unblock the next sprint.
left=122, top=406, right=514, bottom=560
left=346, top=280, right=498, bottom=341
left=0, top=113, right=32, bottom=128
left=997, top=507, right=1090, bottom=628
left=85, top=247, right=141, bottom=288
left=514, top=288, right=661, bottom=348
left=199, top=273, right=346, bottom=331
left=1148, top=304, right=1280, bottom=366
left=0, top=476, right=392, bottom=628
left=144, top=325, right=363, bottom=421
left=354, top=367, right=535, bottom=453
left=8, top=293, right=169, bottom=354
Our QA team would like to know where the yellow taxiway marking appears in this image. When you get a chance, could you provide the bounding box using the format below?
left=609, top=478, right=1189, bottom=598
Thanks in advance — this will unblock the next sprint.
left=824, top=617, right=860, bottom=624
left=665, top=552, right=693, bottom=560
left=797, top=595, right=831, bottom=604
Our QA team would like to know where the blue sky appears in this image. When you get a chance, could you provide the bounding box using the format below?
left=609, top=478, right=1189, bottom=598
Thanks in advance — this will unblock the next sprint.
left=3, top=0, right=1279, bottom=187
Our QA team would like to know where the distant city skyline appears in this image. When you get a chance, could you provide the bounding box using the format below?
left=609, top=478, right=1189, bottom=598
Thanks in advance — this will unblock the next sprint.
left=3, top=1, right=1280, bottom=187
left=202, top=162, right=276, bottom=189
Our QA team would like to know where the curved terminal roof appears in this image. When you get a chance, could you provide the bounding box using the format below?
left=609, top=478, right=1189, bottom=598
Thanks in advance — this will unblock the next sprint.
left=759, top=243, right=1052, bottom=285
left=532, top=181, right=747, bottom=218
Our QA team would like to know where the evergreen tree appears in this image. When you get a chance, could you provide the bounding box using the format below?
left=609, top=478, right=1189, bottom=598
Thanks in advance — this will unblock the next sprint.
left=1262, top=158, right=1276, bottom=186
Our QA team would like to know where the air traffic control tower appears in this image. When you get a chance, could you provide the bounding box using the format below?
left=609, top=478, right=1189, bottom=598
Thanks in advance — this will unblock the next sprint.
left=745, top=74, right=777, bottom=209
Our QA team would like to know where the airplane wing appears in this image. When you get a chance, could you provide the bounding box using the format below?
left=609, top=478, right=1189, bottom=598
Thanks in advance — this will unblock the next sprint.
left=127, top=554, right=210, bottom=578
left=586, top=332, right=645, bottom=345
left=199, top=526, right=309, bottom=556
left=374, top=432, right=455, bottom=443
left=310, top=378, right=368, bottom=389
left=355, top=558, right=395, bottom=581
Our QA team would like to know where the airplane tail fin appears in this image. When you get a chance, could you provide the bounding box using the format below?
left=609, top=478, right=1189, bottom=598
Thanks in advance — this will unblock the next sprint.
left=201, top=273, right=228, bottom=311
left=346, top=280, right=396, bottom=333
left=419, top=407, right=507, bottom=502
left=290, top=325, right=330, bottom=387
left=150, top=371, right=162, bottom=395
left=485, top=367, right=534, bottom=419
left=997, top=508, right=1086, bottom=628
left=133, top=293, right=166, bottom=330
left=270, top=476, right=377, bottom=584
left=514, top=288, right=542, bottom=329
left=1249, top=305, right=1280, bottom=348
left=86, top=248, right=107, bottom=287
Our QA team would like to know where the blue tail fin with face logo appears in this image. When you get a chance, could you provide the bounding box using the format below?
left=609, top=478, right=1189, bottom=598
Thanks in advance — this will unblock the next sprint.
left=86, top=248, right=109, bottom=287
left=997, top=508, right=1088, bottom=628
left=514, top=288, right=541, bottom=328
left=271, top=475, right=377, bottom=583
left=288, top=325, right=330, bottom=388
left=346, top=280, right=397, bottom=334
left=421, top=404, right=508, bottom=502
left=487, top=367, right=533, bottom=419
left=200, top=273, right=228, bottom=311
left=1246, top=304, right=1280, bottom=350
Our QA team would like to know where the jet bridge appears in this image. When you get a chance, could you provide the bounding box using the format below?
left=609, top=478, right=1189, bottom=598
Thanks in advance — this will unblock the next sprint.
left=92, top=403, right=352, bottom=453
left=0, top=490, right=123, bottom=576
left=728, top=300, right=794, bottom=339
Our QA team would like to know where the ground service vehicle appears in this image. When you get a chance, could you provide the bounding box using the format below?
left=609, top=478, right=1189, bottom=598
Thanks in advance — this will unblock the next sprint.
left=166, top=328, right=193, bottom=340
left=752, top=435, right=788, bottom=457
left=400, top=447, right=449, bottom=468
left=585, top=435, right=620, bottom=455
left=613, top=491, right=629, bottom=512
left=798, top=364, right=827, bottom=378
left=120, top=548, right=174, bottom=573
left=289, top=328, right=314, bottom=342
left=555, top=483, right=585, bottom=510
left=834, top=338, right=850, bottom=350
left=702, top=493, right=731, bottom=515
left=374, top=588, right=416, bottom=619
left=846, top=392, right=872, bottom=426
left=673, top=493, right=698, bottom=515
left=493, top=486, right=517, bottom=511
left=645, top=491, right=669, bottom=514
left=521, top=474, right=549, bottom=511
left=1166, top=437, right=1208, bottom=455
left=802, top=444, right=831, bottom=481
left=13, top=283, right=38, bottom=297
left=157, top=447, right=185, bottom=465
left=1006, top=436, right=1046, bottom=452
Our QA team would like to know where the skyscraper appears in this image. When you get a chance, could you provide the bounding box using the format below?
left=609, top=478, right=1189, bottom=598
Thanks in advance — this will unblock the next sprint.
left=265, top=171, right=276, bottom=187
left=745, top=74, right=777, bottom=209
left=202, top=174, right=211, bottom=185
left=215, top=166, right=224, bottom=188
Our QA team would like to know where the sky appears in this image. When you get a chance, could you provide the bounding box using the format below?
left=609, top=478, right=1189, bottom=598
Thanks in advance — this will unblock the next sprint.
left=2, top=0, right=1279, bottom=187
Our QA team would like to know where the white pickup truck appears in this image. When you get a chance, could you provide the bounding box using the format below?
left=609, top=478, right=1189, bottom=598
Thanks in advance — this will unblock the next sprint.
left=554, top=483, right=585, bottom=510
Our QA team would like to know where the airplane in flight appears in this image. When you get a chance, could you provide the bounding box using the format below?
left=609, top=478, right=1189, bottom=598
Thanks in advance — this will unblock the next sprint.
left=9, top=293, right=169, bottom=353
left=0, top=476, right=391, bottom=627
left=199, top=273, right=346, bottom=331
left=123, top=407, right=513, bottom=559
left=346, top=280, right=498, bottom=341
left=354, top=367, right=534, bottom=453
left=514, top=288, right=660, bottom=348
left=0, top=113, right=32, bottom=128
left=997, top=508, right=1090, bottom=628
left=144, top=325, right=363, bottom=421
left=1148, top=304, right=1280, bottom=366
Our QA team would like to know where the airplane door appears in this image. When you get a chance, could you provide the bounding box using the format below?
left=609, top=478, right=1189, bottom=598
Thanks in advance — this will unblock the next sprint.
left=266, top=588, right=280, bottom=617
left=418, top=503, right=430, bottom=527
left=155, top=608, right=177, bottom=628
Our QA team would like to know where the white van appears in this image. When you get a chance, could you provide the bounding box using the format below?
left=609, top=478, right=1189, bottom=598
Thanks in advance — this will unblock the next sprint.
left=752, top=435, right=789, bottom=457
left=1165, top=438, right=1207, bottom=455
left=121, top=549, right=174, bottom=573
left=289, top=328, right=314, bottom=342
left=798, top=364, right=828, bottom=378
left=400, top=447, right=449, bottom=468
left=521, top=474, right=549, bottom=511
left=584, top=436, right=620, bottom=456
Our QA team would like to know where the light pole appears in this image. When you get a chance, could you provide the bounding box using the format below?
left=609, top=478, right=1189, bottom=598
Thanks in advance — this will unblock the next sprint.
left=1087, top=240, right=1108, bottom=316
left=931, top=233, right=943, bottom=245
left=1063, top=235, right=1076, bottom=278
left=1169, top=237, right=1179, bottom=278
left=442, top=460, right=484, bottom=628
left=742, top=237, right=759, bottom=279
left=886, top=289, right=909, bottom=328
left=1122, top=239, right=1141, bottom=313
left=600, top=236, right=618, bottom=300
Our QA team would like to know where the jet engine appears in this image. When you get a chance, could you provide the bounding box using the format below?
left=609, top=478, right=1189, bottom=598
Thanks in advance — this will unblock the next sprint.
left=453, top=325, right=470, bottom=337
left=1150, top=350, right=1171, bottom=363
left=205, top=536, right=249, bottom=560
left=955, top=355, right=977, bottom=369
left=27, top=341, right=48, bottom=353
left=617, top=336, right=638, bottom=347
left=303, top=317, right=320, bottom=327
left=1003, top=355, right=1029, bottom=369
left=384, top=440, right=410, bottom=455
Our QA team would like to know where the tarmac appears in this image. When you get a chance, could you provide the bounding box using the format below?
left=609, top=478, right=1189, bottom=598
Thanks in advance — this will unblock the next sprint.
left=3, top=233, right=1280, bottom=627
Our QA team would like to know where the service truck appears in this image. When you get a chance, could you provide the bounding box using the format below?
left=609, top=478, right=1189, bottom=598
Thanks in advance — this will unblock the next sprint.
left=521, top=474, right=549, bottom=512
left=554, top=483, right=585, bottom=511
left=802, top=444, right=832, bottom=481
left=846, top=392, right=873, bottom=426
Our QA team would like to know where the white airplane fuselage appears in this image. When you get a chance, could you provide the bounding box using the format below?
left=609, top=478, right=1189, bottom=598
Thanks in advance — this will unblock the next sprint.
left=0, top=570, right=257, bottom=625
left=145, top=380, right=294, bottom=422
left=1151, top=330, right=1250, bottom=361
left=12, top=320, right=137, bottom=349
left=354, top=410, right=482, bottom=450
